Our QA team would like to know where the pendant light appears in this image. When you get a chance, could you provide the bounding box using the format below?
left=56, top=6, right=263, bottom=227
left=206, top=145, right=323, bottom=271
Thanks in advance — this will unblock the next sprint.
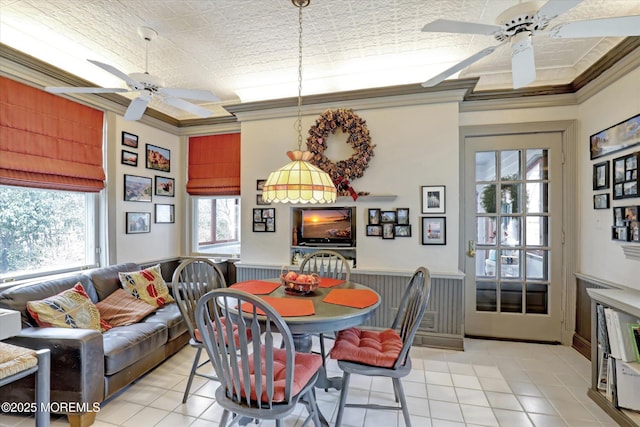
left=261, top=0, right=337, bottom=204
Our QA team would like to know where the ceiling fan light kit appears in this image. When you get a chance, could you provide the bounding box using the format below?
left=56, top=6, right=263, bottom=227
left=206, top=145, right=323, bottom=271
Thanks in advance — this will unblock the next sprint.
left=44, top=26, right=218, bottom=121
left=421, top=0, right=640, bottom=89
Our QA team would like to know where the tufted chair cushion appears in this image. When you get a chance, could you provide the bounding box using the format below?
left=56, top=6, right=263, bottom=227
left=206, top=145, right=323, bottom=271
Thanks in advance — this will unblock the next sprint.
left=330, top=327, right=402, bottom=368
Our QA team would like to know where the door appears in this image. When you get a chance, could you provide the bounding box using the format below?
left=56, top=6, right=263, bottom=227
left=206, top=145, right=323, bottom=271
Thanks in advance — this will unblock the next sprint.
left=464, top=132, right=563, bottom=342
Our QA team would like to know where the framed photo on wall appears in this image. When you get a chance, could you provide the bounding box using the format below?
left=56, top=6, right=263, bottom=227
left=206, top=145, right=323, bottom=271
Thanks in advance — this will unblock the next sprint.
left=121, top=150, right=138, bottom=167
left=146, top=144, right=171, bottom=172
left=368, top=209, right=380, bottom=225
left=590, top=113, right=640, bottom=159
left=421, top=186, right=445, bottom=214
left=421, top=217, right=446, bottom=245
left=593, top=193, right=609, bottom=210
left=366, top=225, right=382, bottom=236
left=122, top=131, right=138, bottom=148
left=253, top=208, right=275, bottom=232
left=397, top=208, right=409, bottom=225
left=124, top=174, right=152, bottom=202
left=155, top=204, right=175, bottom=223
left=126, top=212, right=150, bottom=234
left=155, top=176, right=175, bottom=197
left=592, top=161, right=609, bottom=190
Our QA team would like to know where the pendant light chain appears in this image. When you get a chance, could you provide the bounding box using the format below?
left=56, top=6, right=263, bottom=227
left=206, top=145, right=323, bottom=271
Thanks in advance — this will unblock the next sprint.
left=296, top=2, right=304, bottom=150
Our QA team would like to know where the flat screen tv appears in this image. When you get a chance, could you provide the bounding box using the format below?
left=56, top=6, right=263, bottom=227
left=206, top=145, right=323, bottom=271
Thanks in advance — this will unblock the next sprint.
left=295, top=206, right=356, bottom=247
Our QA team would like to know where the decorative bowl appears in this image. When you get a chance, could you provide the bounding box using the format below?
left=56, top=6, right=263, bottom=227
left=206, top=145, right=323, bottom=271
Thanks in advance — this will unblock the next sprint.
left=280, top=267, right=320, bottom=295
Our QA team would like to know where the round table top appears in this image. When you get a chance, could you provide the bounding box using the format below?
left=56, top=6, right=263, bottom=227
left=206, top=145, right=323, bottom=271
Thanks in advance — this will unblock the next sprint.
left=246, top=279, right=380, bottom=335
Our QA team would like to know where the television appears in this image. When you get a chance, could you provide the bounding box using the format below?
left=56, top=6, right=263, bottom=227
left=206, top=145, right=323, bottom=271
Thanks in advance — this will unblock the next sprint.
left=294, top=206, right=356, bottom=247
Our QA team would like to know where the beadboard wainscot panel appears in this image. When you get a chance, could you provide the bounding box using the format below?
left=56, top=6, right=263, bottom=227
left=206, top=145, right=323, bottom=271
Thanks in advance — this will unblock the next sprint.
left=236, top=263, right=464, bottom=350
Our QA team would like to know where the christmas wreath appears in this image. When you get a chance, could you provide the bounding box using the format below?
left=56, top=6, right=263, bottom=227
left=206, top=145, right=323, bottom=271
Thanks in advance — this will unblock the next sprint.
left=306, top=108, right=375, bottom=198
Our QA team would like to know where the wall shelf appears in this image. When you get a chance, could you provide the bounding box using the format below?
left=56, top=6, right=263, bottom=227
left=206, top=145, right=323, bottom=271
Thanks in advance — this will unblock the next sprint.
left=337, top=194, right=397, bottom=202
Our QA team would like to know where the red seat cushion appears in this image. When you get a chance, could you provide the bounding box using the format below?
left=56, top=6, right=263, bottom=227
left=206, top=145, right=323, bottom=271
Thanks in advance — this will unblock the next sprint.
left=194, top=317, right=251, bottom=346
left=330, top=327, right=403, bottom=368
left=235, top=348, right=322, bottom=403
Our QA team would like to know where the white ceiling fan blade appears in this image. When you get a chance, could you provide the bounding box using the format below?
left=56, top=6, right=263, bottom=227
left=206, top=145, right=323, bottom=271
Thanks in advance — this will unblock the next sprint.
left=422, top=19, right=501, bottom=36
left=158, top=87, right=219, bottom=102
left=124, top=93, right=150, bottom=121
left=537, top=0, right=582, bottom=20
left=44, top=86, right=130, bottom=94
left=550, top=16, right=640, bottom=38
left=511, top=33, right=536, bottom=89
left=162, top=97, right=213, bottom=118
left=421, top=46, right=499, bottom=87
left=87, top=59, right=141, bottom=88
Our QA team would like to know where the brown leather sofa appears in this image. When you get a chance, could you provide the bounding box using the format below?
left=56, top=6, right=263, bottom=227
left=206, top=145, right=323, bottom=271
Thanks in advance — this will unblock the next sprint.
left=0, top=263, right=189, bottom=427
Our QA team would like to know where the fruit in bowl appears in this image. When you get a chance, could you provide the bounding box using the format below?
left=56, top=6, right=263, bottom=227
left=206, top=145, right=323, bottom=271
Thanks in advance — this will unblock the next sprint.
left=280, top=269, right=320, bottom=295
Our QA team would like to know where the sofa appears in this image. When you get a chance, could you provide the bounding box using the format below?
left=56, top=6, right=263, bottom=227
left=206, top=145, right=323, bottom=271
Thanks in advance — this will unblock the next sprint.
left=0, top=262, right=189, bottom=427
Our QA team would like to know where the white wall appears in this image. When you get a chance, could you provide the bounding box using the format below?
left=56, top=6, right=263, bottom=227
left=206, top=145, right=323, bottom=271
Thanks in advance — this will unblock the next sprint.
left=239, top=100, right=462, bottom=274
left=111, top=117, right=182, bottom=264
left=578, top=66, right=640, bottom=289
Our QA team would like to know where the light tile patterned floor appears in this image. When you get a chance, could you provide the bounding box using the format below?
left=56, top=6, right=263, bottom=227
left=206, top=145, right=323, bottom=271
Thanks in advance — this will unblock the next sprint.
left=0, top=338, right=623, bottom=426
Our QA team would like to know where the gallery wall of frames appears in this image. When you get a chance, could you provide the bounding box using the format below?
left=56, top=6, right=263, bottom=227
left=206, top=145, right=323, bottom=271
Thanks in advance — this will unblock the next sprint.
left=590, top=114, right=640, bottom=243
left=121, top=131, right=175, bottom=234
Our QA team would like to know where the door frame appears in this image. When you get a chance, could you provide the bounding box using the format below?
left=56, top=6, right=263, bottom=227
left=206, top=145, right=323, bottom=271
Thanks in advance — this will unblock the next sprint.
left=459, top=120, right=578, bottom=345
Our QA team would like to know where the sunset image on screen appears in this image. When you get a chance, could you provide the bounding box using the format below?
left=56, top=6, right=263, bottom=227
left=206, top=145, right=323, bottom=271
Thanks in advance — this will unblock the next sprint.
left=302, top=210, right=351, bottom=239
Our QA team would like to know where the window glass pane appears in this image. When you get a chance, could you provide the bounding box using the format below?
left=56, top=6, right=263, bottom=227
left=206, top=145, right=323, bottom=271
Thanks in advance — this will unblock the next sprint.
left=476, top=151, right=496, bottom=181
left=526, top=250, right=548, bottom=280
left=500, top=249, right=521, bottom=279
left=526, top=182, right=548, bottom=213
left=477, top=249, right=496, bottom=278
left=476, top=281, right=497, bottom=312
left=526, top=283, right=548, bottom=314
left=500, top=217, right=521, bottom=246
left=526, top=149, right=548, bottom=180
left=501, top=183, right=522, bottom=214
left=501, top=283, right=522, bottom=313
left=477, top=184, right=497, bottom=214
left=0, top=186, right=92, bottom=279
left=196, top=197, right=241, bottom=256
left=500, top=150, right=521, bottom=180
left=476, top=217, right=497, bottom=245
left=525, top=216, right=548, bottom=246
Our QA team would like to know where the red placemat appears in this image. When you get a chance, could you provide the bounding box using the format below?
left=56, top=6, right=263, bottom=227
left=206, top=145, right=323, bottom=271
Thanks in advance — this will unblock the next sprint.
left=318, top=278, right=345, bottom=288
left=230, top=280, right=280, bottom=295
left=322, top=289, right=379, bottom=309
left=240, top=296, right=315, bottom=317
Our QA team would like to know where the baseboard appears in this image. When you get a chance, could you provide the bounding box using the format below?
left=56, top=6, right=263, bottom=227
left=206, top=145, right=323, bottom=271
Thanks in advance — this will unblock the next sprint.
left=572, top=333, right=591, bottom=360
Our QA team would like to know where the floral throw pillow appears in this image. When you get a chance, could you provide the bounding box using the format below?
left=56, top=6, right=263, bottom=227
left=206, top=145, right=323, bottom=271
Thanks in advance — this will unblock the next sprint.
left=118, top=264, right=175, bottom=308
left=27, top=283, right=111, bottom=332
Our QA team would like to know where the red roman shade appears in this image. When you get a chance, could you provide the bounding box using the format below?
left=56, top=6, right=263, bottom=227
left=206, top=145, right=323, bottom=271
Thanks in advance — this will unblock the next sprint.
left=187, top=133, right=240, bottom=196
left=0, top=77, right=105, bottom=192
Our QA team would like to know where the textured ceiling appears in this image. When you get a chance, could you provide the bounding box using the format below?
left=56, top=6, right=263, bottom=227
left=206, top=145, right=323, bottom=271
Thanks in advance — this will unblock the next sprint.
left=1, top=0, right=639, bottom=120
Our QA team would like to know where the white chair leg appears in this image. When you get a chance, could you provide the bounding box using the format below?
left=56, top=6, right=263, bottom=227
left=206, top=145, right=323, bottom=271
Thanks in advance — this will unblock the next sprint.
left=393, top=378, right=411, bottom=427
left=182, top=346, right=202, bottom=403
left=334, top=371, right=351, bottom=427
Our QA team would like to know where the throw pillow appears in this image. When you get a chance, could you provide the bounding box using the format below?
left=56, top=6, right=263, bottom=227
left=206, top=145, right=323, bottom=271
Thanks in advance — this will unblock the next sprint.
left=118, top=264, right=175, bottom=307
left=26, top=283, right=111, bottom=332
left=96, top=288, right=157, bottom=327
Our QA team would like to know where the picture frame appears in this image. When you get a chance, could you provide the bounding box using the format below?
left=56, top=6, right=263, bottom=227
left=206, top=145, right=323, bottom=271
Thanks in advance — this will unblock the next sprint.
left=593, top=161, right=609, bottom=190
left=397, top=208, right=410, bottom=225
left=145, top=144, right=171, bottom=172
left=625, top=206, right=638, bottom=221
left=121, top=150, right=138, bottom=167
left=124, top=174, right=152, bottom=202
left=593, top=193, right=610, bottom=210
left=368, top=208, right=380, bottom=225
left=590, top=113, right=640, bottom=160
left=253, top=208, right=275, bottom=232
left=380, top=210, right=397, bottom=224
left=612, top=152, right=640, bottom=199
left=154, top=176, right=175, bottom=197
left=366, top=225, right=382, bottom=236
left=614, top=207, right=625, bottom=227
left=612, top=226, right=629, bottom=242
left=421, top=217, right=446, bottom=245
left=382, top=223, right=395, bottom=239
left=126, top=212, right=150, bottom=234
left=122, top=131, right=138, bottom=148
left=256, top=194, right=270, bottom=205
left=421, top=185, right=446, bottom=214
left=256, top=179, right=266, bottom=191
left=630, top=221, right=640, bottom=242
left=154, top=204, right=175, bottom=224
left=394, top=224, right=411, bottom=237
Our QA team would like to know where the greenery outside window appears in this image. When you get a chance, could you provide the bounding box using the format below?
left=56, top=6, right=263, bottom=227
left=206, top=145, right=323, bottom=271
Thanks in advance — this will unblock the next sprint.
left=0, top=186, right=99, bottom=282
left=194, top=196, right=240, bottom=257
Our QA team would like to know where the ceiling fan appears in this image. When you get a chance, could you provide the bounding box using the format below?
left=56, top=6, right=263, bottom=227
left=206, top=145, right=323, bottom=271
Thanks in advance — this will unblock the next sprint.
left=421, top=0, right=640, bottom=89
left=45, top=26, right=219, bottom=121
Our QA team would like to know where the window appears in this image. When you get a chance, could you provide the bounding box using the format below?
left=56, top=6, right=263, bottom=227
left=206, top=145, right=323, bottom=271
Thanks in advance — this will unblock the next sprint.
left=0, top=186, right=99, bottom=281
left=194, top=196, right=240, bottom=257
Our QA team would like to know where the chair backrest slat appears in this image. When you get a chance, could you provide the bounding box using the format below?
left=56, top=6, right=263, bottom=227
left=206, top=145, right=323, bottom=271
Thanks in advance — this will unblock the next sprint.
left=391, top=267, right=431, bottom=369
left=299, top=249, right=351, bottom=281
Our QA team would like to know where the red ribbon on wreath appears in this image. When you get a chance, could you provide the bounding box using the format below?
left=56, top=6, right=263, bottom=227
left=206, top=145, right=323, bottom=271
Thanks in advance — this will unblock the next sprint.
left=333, top=176, right=358, bottom=201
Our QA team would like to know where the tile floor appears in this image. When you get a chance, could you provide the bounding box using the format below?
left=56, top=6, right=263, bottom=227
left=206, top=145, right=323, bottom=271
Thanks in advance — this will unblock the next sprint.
left=0, top=338, right=622, bottom=427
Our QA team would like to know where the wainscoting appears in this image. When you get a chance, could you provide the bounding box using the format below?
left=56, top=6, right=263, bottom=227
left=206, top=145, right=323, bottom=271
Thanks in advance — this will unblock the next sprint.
left=236, top=264, right=465, bottom=350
